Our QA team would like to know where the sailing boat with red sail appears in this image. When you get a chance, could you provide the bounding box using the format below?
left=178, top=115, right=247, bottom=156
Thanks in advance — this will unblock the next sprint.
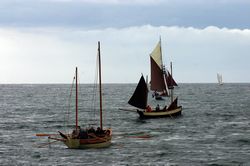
left=150, top=39, right=177, bottom=100
left=48, top=42, right=112, bottom=149
left=128, top=39, right=182, bottom=118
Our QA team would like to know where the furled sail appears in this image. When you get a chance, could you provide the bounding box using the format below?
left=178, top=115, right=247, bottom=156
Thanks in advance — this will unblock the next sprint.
left=128, top=75, right=148, bottom=109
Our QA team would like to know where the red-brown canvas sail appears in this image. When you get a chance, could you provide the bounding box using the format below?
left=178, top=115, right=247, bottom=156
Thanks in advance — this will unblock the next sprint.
left=165, top=70, right=177, bottom=88
left=150, top=40, right=168, bottom=96
left=150, top=57, right=167, bottom=92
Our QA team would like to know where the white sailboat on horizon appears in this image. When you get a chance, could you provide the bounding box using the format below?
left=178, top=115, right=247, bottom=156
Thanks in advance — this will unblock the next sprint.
left=217, top=73, right=223, bottom=85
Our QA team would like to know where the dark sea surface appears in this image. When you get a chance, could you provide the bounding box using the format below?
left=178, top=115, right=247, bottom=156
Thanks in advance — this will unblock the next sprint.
left=0, top=83, right=250, bottom=166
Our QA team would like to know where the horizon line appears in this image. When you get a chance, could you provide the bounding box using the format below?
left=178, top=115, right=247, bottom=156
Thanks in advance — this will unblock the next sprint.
left=0, top=82, right=249, bottom=85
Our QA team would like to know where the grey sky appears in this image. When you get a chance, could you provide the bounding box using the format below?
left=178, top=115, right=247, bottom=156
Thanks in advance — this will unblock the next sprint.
left=0, top=0, right=250, bottom=83
left=0, top=0, right=250, bottom=29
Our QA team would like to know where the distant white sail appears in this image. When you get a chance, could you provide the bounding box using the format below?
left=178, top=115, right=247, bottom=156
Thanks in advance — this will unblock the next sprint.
left=217, top=73, right=223, bottom=85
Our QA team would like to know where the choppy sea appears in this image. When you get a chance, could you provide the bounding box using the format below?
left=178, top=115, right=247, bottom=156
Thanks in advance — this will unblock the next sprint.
left=0, top=83, right=250, bottom=166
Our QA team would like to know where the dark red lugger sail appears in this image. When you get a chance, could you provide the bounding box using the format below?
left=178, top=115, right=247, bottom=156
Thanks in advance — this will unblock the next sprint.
left=150, top=40, right=177, bottom=97
left=165, top=71, right=177, bottom=89
left=150, top=56, right=167, bottom=93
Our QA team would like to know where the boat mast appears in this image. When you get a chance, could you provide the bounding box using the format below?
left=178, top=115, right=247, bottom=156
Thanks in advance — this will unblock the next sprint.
left=160, top=37, right=169, bottom=96
left=75, top=67, right=78, bottom=130
left=159, top=36, right=163, bottom=69
left=98, top=41, right=103, bottom=130
left=170, top=62, right=174, bottom=103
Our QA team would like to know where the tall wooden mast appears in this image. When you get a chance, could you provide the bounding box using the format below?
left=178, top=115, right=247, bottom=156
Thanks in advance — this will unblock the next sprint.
left=75, top=67, right=78, bottom=130
left=170, top=62, right=174, bottom=103
left=98, top=41, right=103, bottom=130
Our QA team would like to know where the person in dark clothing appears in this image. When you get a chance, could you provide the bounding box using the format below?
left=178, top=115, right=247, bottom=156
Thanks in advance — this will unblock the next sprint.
left=72, top=126, right=81, bottom=138
left=96, top=127, right=105, bottom=136
left=156, top=104, right=160, bottom=111
left=88, top=127, right=95, bottom=134
left=79, top=128, right=88, bottom=139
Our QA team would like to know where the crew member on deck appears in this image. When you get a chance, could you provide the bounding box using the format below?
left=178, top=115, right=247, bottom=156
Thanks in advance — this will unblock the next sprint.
left=153, top=90, right=159, bottom=98
left=96, top=127, right=104, bottom=136
left=72, top=126, right=81, bottom=138
left=146, top=105, right=152, bottom=112
left=156, top=104, right=160, bottom=111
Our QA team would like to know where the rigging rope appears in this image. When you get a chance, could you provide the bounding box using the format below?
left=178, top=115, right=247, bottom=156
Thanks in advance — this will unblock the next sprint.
left=90, top=52, right=99, bottom=127
left=77, top=72, right=82, bottom=127
left=64, top=75, right=75, bottom=134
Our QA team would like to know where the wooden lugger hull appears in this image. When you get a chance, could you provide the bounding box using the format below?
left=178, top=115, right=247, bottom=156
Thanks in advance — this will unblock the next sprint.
left=54, top=129, right=112, bottom=149
left=64, top=135, right=112, bottom=149
left=137, top=106, right=182, bottom=119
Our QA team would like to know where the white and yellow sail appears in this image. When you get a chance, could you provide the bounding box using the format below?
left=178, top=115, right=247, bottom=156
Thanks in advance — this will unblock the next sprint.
left=150, top=40, right=163, bottom=69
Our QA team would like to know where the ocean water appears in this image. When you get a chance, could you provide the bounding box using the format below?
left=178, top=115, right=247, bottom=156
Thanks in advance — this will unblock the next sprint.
left=0, top=83, right=250, bottom=165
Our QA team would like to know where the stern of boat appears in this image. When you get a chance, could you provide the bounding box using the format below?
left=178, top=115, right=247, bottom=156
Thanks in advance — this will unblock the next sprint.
left=136, top=110, right=145, bottom=118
